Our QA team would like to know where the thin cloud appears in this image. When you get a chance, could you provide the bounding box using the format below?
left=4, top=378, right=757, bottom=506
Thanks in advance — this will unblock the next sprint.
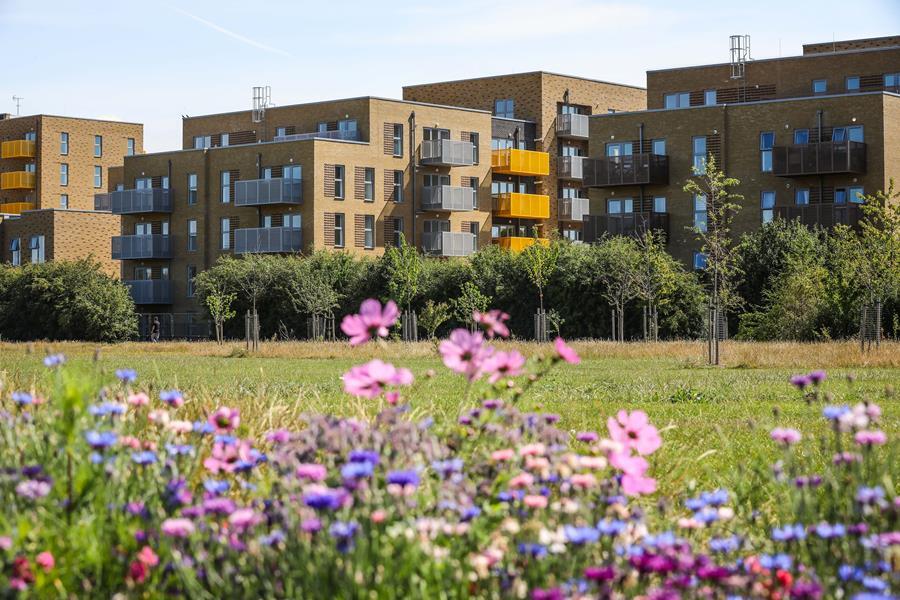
left=173, top=7, right=293, bottom=57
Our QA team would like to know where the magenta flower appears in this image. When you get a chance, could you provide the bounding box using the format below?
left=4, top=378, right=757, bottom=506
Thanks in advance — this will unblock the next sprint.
left=854, top=430, right=886, bottom=446
left=808, top=370, right=827, bottom=385
left=340, top=299, right=399, bottom=346
left=473, top=309, right=510, bottom=339
left=609, top=452, right=649, bottom=477
left=35, top=551, right=54, bottom=572
left=228, top=508, right=262, bottom=530
left=203, top=439, right=255, bottom=474
left=160, top=518, right=195, bottom=538
left=790, top=374, right=812, bottom=390
left=554, top=337, right=580, bottom=365
left=296, top=463, right=328, bottom=482
left=771, top=427, right=802, bottom=446
left=439, top=329, right=493, bottom=381
left=482, top=350, right=526, bottom=383
left=621, top=472, right=658, bottom=496
left=208, top=407, right=240, bottom=433
left=607, top=410, right=661, bottom=456
left=342, top=360, right=413, bottom=399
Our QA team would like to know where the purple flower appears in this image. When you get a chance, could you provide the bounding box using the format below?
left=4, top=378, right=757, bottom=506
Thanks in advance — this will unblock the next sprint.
left=759, top=553, right=793, bottom=570
left=115, top=369, right=137, bottom=384
left=808, top=370, right=827, bottom=385
left=564, top=525, right=599, bottom=545
left=329, top=521, right=359, bottom=552
left=790, top=374, right=812, bottom=390
left=203, top=479, right=230, bottom=496
left=303, top=486, right=347, bottom=511
left=11, top=392, right=33, bottom=406
left=341, top=461, right=374, bottom=480
left=813, top=522, right=846, bottom=539
left=772, top=524, right=806, bottom=542
left=165, top=443, right=194, bottom=456
left=43, top=354, right=65, bottom=368
left=89, top=403, right=125, bottom=417
left=431, top=458, right=463, bottom=479
left=84, top=430, right=118, bottom=450
left=340, top=299, right=399, bottom=346
left=518, top=543, right=547, bottom=558
left=15, top=479, right=51, bottom=500
left=131, top=451, right=158, bottom=465
left=583, top=566, right=616, bottom=581
left=855, top=486, right=885, bottom=504
left=160, top=518, right=195, bottom=538
left=300, top=518, right=322, bottom=533
left=576, top=431, right=599, bottom=443
left=202, top=497, right=236, bottom=515
left=348, top=450, right=380, bottom=465
left=386, top=469, right=420, bottom=488
left=771, top=428, right=802, bottom=446
left=159, top=390, right=184, bottom=408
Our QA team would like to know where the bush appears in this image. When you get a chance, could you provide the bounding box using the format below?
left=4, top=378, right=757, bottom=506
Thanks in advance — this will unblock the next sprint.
left=0, top=259, right=136, bottom=342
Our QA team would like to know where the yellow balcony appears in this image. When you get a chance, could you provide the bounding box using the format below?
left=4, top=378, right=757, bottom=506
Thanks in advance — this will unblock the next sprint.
left=1, top=140, right=36, bottom=159
left=0, top=171, right=36, bottom=190
left=491, top=148, right=550, bottom=176
left=494, top=236, right=550, bottom=252
left=493, top=192, right=550, bottom=219
left=0, top=202, right=35, bottom=214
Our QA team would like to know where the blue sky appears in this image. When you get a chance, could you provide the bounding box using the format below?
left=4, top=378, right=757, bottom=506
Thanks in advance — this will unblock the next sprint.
left=2, top=0, right=897, bottom=152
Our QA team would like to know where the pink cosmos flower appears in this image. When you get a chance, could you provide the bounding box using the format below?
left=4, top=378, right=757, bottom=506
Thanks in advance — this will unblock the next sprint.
left=371, top=510, right=387, bottom=523
left=609, top=452, right=649, bottom=477
left=119, top=436, right=142, bottom=449
left=621, top=472, right=657, bottom=496
left=554, top=337, right=580, bottom=365
left=607, top=410, right=661, bottom=456
left=160, top=518, right=195, bottom=538
left=35, top=552, right=54, bottom=572
left=165, top=420, right=193, bottom=434
left=439, top=329, right=493, bottom=381
left=203, top=439, right=255, bottom=474
left=523, top=494, right=548, bottom=508
left=490, top=448, right=515, bottom=461
left=571, top=473, right=598, bottom=489
left=854, top=430, right=887, bottom=446
left=473, top=309, right=510, bottom=339
left=340, top=299, right=399, bottom=346
left=771, top=428, right=802, bottom=446
left=127, top=392, right=150, bottom=407
left=519, top=443, right=546, bottom=457
left=228, top=508, right=262, bottom=530
left=482, top=350, right=526, bottom=383
left=209, top=407, right=240, bottom=433
left=136, top=546, right=159, bottom=567
left=342, top=360, right=413, bottom=399
left=0, top=536, right=11, bottom=551
left=509, top=472, right=535, bottom=489
left=296, top=463, right=328, bottom=482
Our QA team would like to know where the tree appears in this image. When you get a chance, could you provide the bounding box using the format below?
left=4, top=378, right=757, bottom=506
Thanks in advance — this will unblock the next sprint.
left=419, top=300, right=451, bottom=339
left=594, top=237, right=641, bottom=342
left=286, top=261, right=340, bottom=339
left=205, top=286, right=236, bottom=344
left=383, top=234, right=422, bottom=314
left=520, top=239, right=561, bottom=314
left=856, top=180, right=900, bottom=318
left=452, top=281, right=491, bottom=330
left=683, top=154, right=743, bottom=364
left=235, top=254, right=275, bottom=319
left=634, top=231, right=677, bottom=341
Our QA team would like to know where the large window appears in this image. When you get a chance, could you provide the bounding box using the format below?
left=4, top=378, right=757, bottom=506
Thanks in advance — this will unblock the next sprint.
left=220, top=133, right=229, bottom=147
left=423, top=127, right=450, bottom=142
left=424, top=174, right=450, bottom=188
left=188, top=173, right=198, bottom=204
left=60, top=132, right=68, bottom=155
left=607, top=198, right=633, bottom=214
left=761, top=191, right=775, bottom=223
left=693, top=252, right=708, bottom=271
left=334, top=213, right=345, bottom=247
left=886, top=73, right=900, bottom=89
left=664, top=92, right=690, bottom=108
left=606, top=141, right=633, bottom=157
left=393, top=170, right=404, bottom=202
left=187, top=219, right=198, bottom=251
left=471, top=132, right=479, bottom=164
left=692, top=136, right=707, bottom=175
left=94, top=166, right=102, bottom=188
left=392, top=124, right=403, bottom=156
left=392, top=217, right=404, bottom=247
left=652, top=139, right=666, bottom=156
left=363, top=215, right=374, bottom=249
left=849, top=186, right=865, bottom=204
left=653, top=196, right=667, bottom=213
left=334, top=165, right=344, bottom=199
left=194, top=135, right=211, bottom=149
left=760, top=132, right=774, bottom=172
left=364, top=167, right=375, bottom=201
left=338, top=119, right=357, bottom=138
left=60, top=163, right=68, bottom=186
left=9, top=238, right=20, bottom=266
left=795, top=188, right=810, bottom=205
left=494, top=99, right=515, bottom=118
left=704, top=89, right=717, bottom=106
left=846, top=76, right=860, bottom=92
left=127, top=138, right=135, bottom=156
left=693, top=194, right=707, bottom=232
left=220, top=171, right=230, bottom=203
left=29, top=235, right=45, bottom=264
left=94, top=135, right=103, bottom=157
left=812, top=79, right=827, bottom=94
left=833, top=125, right=864, bottom=143
left=794, top=129, right=810, bottom=145
left=187, top=266, right=197, bottom=298
left=220, top=218, right=231, bottom=250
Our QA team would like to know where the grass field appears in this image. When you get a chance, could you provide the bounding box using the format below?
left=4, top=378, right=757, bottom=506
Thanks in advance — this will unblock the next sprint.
left=1, top=339, right=897, bottom=500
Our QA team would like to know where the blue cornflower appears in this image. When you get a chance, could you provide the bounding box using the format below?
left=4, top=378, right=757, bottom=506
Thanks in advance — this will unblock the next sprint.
left=341, top=461, right=374, bottom=479
left=709, top=535, right=741, bottom=553
left=564, top=525, right=600, bottom=545
left=165, top=443, right=194, bottom=456
left=214, top=434, right=236, bottom=445
left=596, top=519, right=626, bottom=537
left=348, top=449, right=380, bottom=465
left=839, top=564, right=864, bottom=582
left=84, top=430, right=118, bottom=450
left=814, top=522, right=846, bottom=539
left=329, top=521, right=359, bottom=553
left=855, top=486, right=886, bottom=504
left=193, top=421, right=214, bottom=435
left=159, top=390, right=184, bottom=407
left=203, top=479, right=230, bottom=495
left=431, top=458, right=464, bottom=479
left=459, top=506, right=481, bottom=522
left=643, top=532, right=676, bottom=548
left=701, top=489, right=730, bottom=506
left=89, top=402, right=126, bottom=417
left=115, top=369, right=138, bottom=384
left=303, top=488, right=344, bottom=511
left=131, top=451, right=158, bottom=465
left=685, top=496, right=707, bottom=511
left=43, top=354, right=66, bottom=368
left=259, top=529, right=286, bottom=546
left=851, top=594, right=893, bottom=600
left=386, top=469, right=420, bottom=487
left=861, top=577, right=888, bottom=592
left=759, top=554, right=793, bottom=570
left=518, top=543, right=547, bottom=558
left=823, top=405, right=851, bottom=420
left=11, top=391, right=33, bottom=405
left=694, top=507, right=720, bottom=524
left=772, top=524, right=806, bottom=542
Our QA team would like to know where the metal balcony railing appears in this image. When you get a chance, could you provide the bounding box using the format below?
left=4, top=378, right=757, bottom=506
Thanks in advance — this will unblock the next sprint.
left=558, top=198, right=590, bottom=222
left=99, top=188, right=172, bottom=213
left=584, top=212, right=670, bottom=241
left=556, top=113, right=589, bottom=139
left=421, top=139, right=476, bottom=166
left=583, top=154, right=669, bottom=187
left=491, top=148, right=550, bottom=176
left=494, top=236, right=550, bottom=252
left=234, top=227, right=302, bottom=254
left=422, top=231, right=476, bottom=257
left=0, top=171, right=35, bottom=190
left=125, top=280, right=172, bottom=305
left=774, top=203, right=863, bottom=229
left=493, top=192, right=550, bottom=219
left=112, top=235, right=172, bottom=260
left=772, top=141, right=867, bottom=176
left=1, top=140, right=36, bottom=159
left=421, top=185, right=477, bottom=211
left=235, top=177, right=302, bottom=206
left=273, top=129, right=361, bottom=142
left=557, top=155, right=585, bottom=180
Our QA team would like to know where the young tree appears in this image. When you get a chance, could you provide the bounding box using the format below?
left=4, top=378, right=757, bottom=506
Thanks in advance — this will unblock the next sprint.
left=452, top=281, right=491, bottom=330
left=419, top=300, right=451, bottom=340
left=683, top=154, right=743, bottom=364
left=205, top=287, right=236, bottom=344
left=520, top=239, right=561, bottom=314
left=855, top=180, right=900, bottom=343
left=383, top=234, right=422, bottom=314
left=286, top=261, right=340, bottom=339
left=634, top=230, right=677, bottom=341
left=594, top=237, right=641, bottom=342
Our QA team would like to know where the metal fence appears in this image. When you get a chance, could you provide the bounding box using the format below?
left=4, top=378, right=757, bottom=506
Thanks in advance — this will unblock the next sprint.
left=421, top=139, right=475, bottom=166
left=235, top=178, right=302, bottom=206
left=556, top=113, right=589, bottom=138
left=112, top=235, right=172, bottom=260
left=99, top=188, right=172, bottom=213
left=422, top=231, right=476, bottom=257
left=421, top=185, right=476, bottom=211
left=137, top=313, right=210, bottom=340
left=234, top=227, right=302, bottom=254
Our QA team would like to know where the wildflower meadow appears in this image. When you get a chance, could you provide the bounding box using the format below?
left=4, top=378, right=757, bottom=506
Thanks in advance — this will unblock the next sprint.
left=0, top=300, right=896, bottom=598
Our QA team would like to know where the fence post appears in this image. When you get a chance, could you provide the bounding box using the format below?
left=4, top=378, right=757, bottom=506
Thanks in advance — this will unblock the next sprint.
left=875, top=300, right=882, bottom=348
left=245, top=310, right=250, bottom=350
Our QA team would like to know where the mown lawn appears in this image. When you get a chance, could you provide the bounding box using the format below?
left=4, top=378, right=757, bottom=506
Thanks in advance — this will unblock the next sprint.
left=0, top=340, right=897, bottom=500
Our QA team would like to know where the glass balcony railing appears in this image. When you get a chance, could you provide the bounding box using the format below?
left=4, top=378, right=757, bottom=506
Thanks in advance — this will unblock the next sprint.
left=112, top=235, right=172, bottom=260
left=583, top=154, right=669, bottom=187
left=421, top=139, right=476, bottom=166
left=234, top=227, right=302, bottom=254
left=772, top=142, right=867, bottom=177
left=125, top=280, right=172, bottom=305
left=96, top=188, right=171, bottom=214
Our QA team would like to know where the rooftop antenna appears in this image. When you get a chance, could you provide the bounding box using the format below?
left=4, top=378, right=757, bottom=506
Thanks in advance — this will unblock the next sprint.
left=251, top=86, right=271, bottom=123
left=12, top=96, right=23, bottom=116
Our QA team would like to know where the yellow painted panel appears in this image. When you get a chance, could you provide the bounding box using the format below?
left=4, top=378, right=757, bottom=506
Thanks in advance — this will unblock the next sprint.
left=494, top=236, right=550, bottom=252
left=1, top=140, right=36, bottom=159
left=491, top=148, right=550, bottom=176
left=493, top=192, right=550, bottom=219
left=0, top=202, right=35, bottom=214
left=0, top=171, right=36, bottom=190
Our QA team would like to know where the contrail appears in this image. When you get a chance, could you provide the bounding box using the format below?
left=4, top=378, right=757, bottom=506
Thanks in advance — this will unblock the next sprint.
left=174, top=7, right=293, bottom=58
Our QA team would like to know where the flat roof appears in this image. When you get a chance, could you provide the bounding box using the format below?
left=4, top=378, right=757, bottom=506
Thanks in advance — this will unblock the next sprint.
left=403, top=70, right=645, bottom=91
left=0, top=114, right=143, bottom=126
left=589, top=90, right=899, bottom=119
left=130, top=135, right=370, bottom=160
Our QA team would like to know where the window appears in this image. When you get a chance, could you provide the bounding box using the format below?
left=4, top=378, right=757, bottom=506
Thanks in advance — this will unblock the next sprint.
left=94, top=166, right=102, bottom=188
left=794, top=129, right=809, bottom=145
left=284, top=214, right=301, bottom=229
left=392, top=217, right=405, bottom=247
left=220, top=133, right=229, bottom=147
left=886, top=73, right=900, bottom=89
left=317, top=122, right=328, bottom=134
left=812, top=79, right=827, bottom=94
left=29, top=235, right=45, bottom=264
left=693, top=252, right=708, bottom=270
left=664, top=92, right=690, bottom=108
left=392, top=124, right=403, bottom=156
left=848, top=126, right=864, bottom=143
left=471, top=132, right=479, bottom=164
left=363, top=215, right=375, bottom=249
left=606, top=141, right=633, bottom=157
left=334, top=213, right=345, bottom=247
left=334, top=165, right=344, bottom=199
left=761, top=191, right=775, bottom=223
left=760, top=132, right=774, bottom=172
left=187, top=219, right=198, bottom=251
left=220, top=218, right=231, bottom=250
left=607, top=198, right=633, bottom=214
left=832, top=127, right=847, bottom=142
left=846, top=76, right=860, bottom=92
left=338, top=119, right=357, bottom=138
left=188, top=173, right=197, bottom=204
left=849, top=186, right=865, bottom=204
left=795, top=188, right=810, bottom=205
left=220, top=171, right=230, bottom=203
left=693, top=194, right=707, bottom=232
left=60, top=194, right=68, bottom=209
left=24, top=132, right=35, bottom=142
left=60, top=132, right=68, bottom=155
left=692, top=136, right=707, bottom=174
left=94, top=135, right=102, bottom=157
left=24, top=163, right=35, bottom=173
left=187, top=266, right=197, bottom=297
left=393, top=170, right=404, bottom=202
left=364, top=167, right=375, bottom=202
left=468, top=221, right=479, bottom=237
left=469, top=176, right=479, bottom=209
left=704, top=89, right=717, bottom=105
left=494, top=99, right=515, bottom=118
left=275, top=127, right=287, bottom=138
left=653, top=196, right=667, bottom=213
left=424, top=174, right=450, bottom=188
left=9, top=238, right=20, bottom=266
left=161, top=176, right=169, bottom=190
left=194, top=135, right=211, bottom=149
left=60, top=163, right=68, bottom=186
left=127, top=138, right=135, bottom=156
left=492, top=137, right=512, bottom=151
left=652, top=139, right=666, bottom=156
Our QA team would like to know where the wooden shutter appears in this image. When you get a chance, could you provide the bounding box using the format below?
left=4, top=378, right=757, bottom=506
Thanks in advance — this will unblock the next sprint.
left=384, top=123, right=398, bottom=155
left=324, top=164, right=336, bottom=197
left=323, top=213, right=335, bottom=246
left=706, top=133, right=722, bottom=167
left=354, top=215, right=366, bottom=247
left=354, top=167, right=367, bottom=200
left=383, top=170, right=395, bottom=201
left=384, top=217, right=395, bottom=248
left=229, top=131, right=256, bottom=145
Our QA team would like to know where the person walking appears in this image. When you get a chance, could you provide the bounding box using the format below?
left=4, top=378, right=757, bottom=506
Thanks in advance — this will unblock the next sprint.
left=150, top=317, right=161, bottom=342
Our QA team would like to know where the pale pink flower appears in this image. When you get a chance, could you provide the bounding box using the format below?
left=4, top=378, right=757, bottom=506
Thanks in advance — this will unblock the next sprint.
left=296, top=463, right=327, bottom=482
left=554, top=337, right=580, bottom=365
left=523, top=494, right=548, bottom=508
left=203, top=439, right=255, bottom=474
left=35, top=551, right=54, bottom=572
left=228, top=508, right=262, bottom=530
left=127, top=392, right=150, bottom=407
left=571, top=473, right=598, bottom=489
left=678, top=517, right=703, bottom=529
left=165, top=420, right=193, bottom=434
left=482, top=350, right=526, bottom=383
left=490, top=448, right=515, bottom=462
left=137, top=546, right=159, bottom=567
left=0, top=536, right=11, bottom=551
left=371, top=510, right=387, bottom=523
left=509, top=472, right=535, bottom=489
left=519, top=443, right=546, bottom=457
left=161, top=518, right=195, bottom=538
left=607, top=410, right=661, bottom=456
left=148, top=409, right=170, bottom=425
left=579, top=456, right=608, bottom=470
left=854, top=430, right=887, bottom=446
left=770, top=427, right=802, bottom=446
left=208, top=407, right=240, bottom=433
left=609, top=452, right=649, bottom=477
left=340, top=299, right=399, bottom=346
left=473, top=309, right=510, bottom=339
left=439, top=329, right=493, bottom=381
left=342, top=359, right=413, bottom=399
left=622, top=472, right=657, bottom=496
left=119, top=436, right=142, bottom=449
left=525, top=456, right=550, bottom=471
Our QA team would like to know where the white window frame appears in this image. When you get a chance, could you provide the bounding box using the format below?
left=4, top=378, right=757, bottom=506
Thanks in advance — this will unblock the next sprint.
left=392, top=124, right=403, bottom=156
left=812, top=79, right=827, bottom=94
left=126, top=138, right=135, bottom=156
left=60, top=194, right=68, bottom=209
left=334, top=165, right=344, bottom=199
left=221, top=171, right=230, bottom=203
left=10, top=238, right=21, bottom=266
left=363, top=214, right=374, bottom=249
left=693, top=194, right=707, bottom=232
left=188, top=173, right=198, bottom=204
left=761, top=191, right=775, bottom=223
left=60, top=163, right=69, bottom=186
left=30, top=235, right=45, bottom=264
left=94, top=166, right=102, bottom=188
left=364, top=167, right=375, bottom=202
left=393, top=170, right=404, bottom=203
left=94, top=135, right=102, bottom=157
left=334, top=213, right=345, bottom=248
left=187, top=219, right=198, bottom=251
left=60, top=132, right=68, bottom=155
left=220, top=218, right=231, bottom=250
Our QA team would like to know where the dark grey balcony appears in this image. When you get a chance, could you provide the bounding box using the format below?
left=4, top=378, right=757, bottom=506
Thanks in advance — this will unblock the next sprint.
left=125, top=280, right=172, bottom=305
left=421, top=185, right=477, bottom=211
left=234, top=226, right=302, bottom=254
left=584, top=212, right=670, bottom=242
left=421, top=139, right=476, bottom=166
left=112, top=235, right=172, bottom=260
left=774, top=203, right=863, bottom=229
left=583, top=154, right=669, bottom=187
left=274, top=129, right=360, bottom=142
left=558, top=198, right=590, bottom=222
left=422, top=231, right=476, bottom=257
left=235, top=177, right=302, bottom=206
left=557, top=156, right=585, bottom=180
left=96, top=188, right=171, bottom=214
left=556, top=113, right=589, bottom=139
left=772, top=141, right=867, bottom=177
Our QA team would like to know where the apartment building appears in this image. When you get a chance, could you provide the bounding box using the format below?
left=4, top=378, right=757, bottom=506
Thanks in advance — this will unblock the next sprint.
left=104, top=97, right=493, bottom=313
left=584, top=35, right=900, bottom=265
left=0, top=114, right=142, bottom=274
left=403, top=72, right=647, bottom=244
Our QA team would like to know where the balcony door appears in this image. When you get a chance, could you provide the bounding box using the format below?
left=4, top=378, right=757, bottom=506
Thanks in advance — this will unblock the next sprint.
left=424, top=174, right=450, bottom=188
left=423, top=128, right=450, bottom=142
left=607, top=198, right=633, bottom=214
left=134, top=267, right=152, bottom=280
left=135, top=223, right=152, bottom=236
left=606, top=142, right=633, bottom=157
left=135, top=177, right=151, bottom=190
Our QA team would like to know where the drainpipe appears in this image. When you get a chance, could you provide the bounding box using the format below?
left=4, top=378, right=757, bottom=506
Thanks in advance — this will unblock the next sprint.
left=202, top=149, right=211, bottom=270
left=409, top=111, right=416, bottom=247
left=257, top=152, right=263, bottom=227
left=816, top=110, right=824, bottom=204
left=638, top=123, right=645, bottom=221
